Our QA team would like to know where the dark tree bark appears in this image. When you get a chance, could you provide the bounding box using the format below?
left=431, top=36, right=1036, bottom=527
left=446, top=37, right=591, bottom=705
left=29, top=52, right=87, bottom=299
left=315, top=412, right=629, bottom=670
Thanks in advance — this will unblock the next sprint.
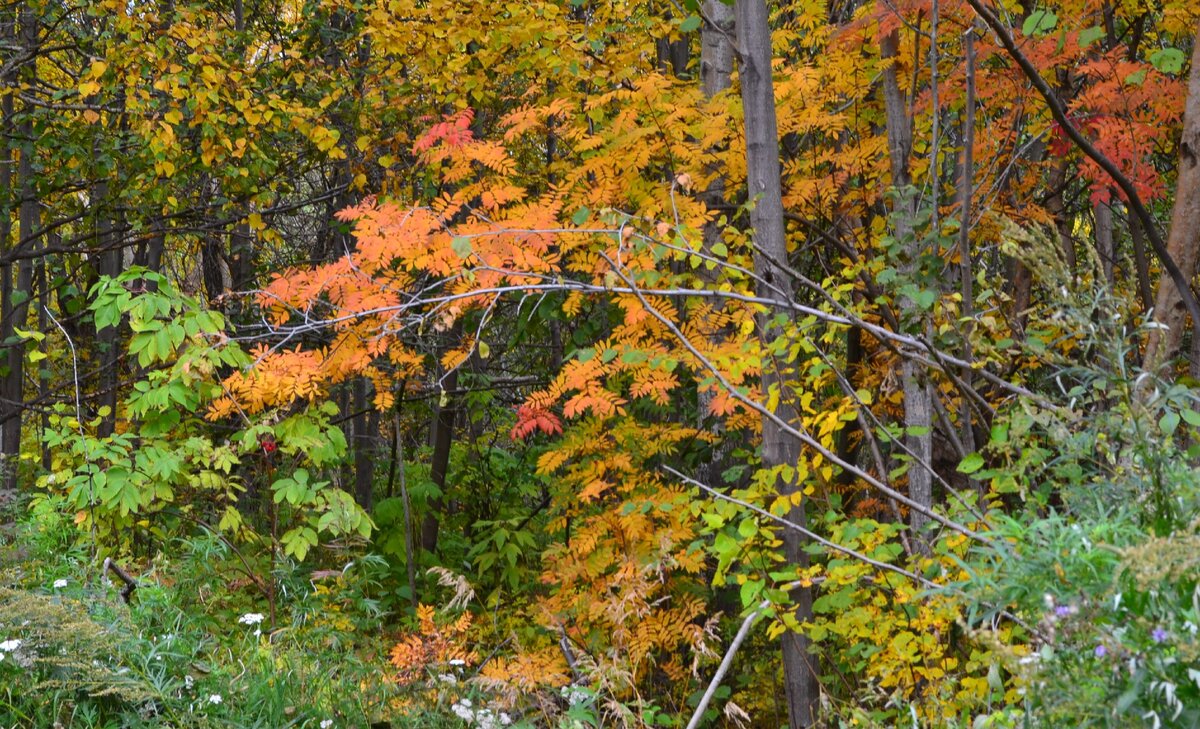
left=1129, top=211, right=1155, bottom=312
left=420, top=366, right=458, bottom=555
left=1, top=4, right=38, bottom=486
left=696, top=0, right=735, bottom=487
left=1094, top=198, right=1114, bottom=286
left=352, top=377, right=378, bottom=509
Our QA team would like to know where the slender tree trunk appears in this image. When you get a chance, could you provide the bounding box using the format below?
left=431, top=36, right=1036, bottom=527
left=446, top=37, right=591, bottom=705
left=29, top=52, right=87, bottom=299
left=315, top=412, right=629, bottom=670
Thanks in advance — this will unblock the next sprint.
left=656, top=35, right=690, bottom=76
left=1094, top=198, right=1114, bottom=286
left=696, top=0, right=735, bottom=486
left=1045, top=165, right=1077, bottom=271
left=391, top=412, right=418, bottom=606
left=1129, top=211, right=1154, bottom=312
left=957, top=27, right=979, bottom=491
left=352, top=377, right=377, bottom=509
left=95, top=64, right=128, bottom=440
left=880, top=28, right=934, bottom=551
left=2, top=4, right=38, bottom=487
left=229, top=219, right=253, bottom=293
left=0, top=12, right=13, bottom=487
left=734, top=0, right=819, bottom=723
left=420, top=366, right=458, bottom=554
left=701, top=0, right=734, bottom=98
left=1143, top=30, right=1200, bottom=373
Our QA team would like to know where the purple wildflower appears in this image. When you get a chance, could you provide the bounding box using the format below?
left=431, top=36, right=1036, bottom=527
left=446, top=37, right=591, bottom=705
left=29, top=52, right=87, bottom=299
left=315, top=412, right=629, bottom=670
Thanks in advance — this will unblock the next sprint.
left=1054, top=605, right=1072, bottom=618
left=1152, top=628, right=1169, bottom=644
left=1094, top=644, right=1107, bottom=658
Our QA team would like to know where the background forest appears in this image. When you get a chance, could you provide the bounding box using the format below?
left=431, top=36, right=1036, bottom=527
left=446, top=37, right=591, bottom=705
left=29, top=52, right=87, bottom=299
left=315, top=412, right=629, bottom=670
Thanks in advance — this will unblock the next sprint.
left=1, top=0, right=1199, bottom=726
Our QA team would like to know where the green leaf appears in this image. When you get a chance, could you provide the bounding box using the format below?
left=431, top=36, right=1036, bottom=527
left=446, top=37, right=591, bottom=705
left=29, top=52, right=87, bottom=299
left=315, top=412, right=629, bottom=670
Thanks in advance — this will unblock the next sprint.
left=679, top=14, right=701, bottom=32
left=958, top=452, right=985, bottom=474
left=1160, top=410, right=1180, bottom=436
left=1078, top=26, right=1105, bottom=47
left=13, top=326, right=44, bottom=342
left=739, top=579, right=763, bottom=608
left=1149, top=48, right=1186, bottom=75
left=737, top=518, right=758, bottom=539
left=1125, top=69, right=1147, bottom=86
left=1022, top=10, right=1057, bottom=36
left=451, top=236, right=473, bottom=258
left=914, top=289, right=937, bottom=310
left=571, top=207, right=590, bottom=226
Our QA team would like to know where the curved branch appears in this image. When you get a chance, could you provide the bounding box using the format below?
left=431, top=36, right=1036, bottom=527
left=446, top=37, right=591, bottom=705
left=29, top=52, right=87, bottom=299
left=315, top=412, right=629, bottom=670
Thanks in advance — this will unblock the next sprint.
left=964, top=0, right=1200, bottom=354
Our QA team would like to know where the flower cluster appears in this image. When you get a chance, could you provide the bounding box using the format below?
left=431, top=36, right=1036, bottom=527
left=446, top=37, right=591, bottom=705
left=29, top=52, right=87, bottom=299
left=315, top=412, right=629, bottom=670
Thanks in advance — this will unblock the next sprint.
left=238, top=612, right=265, bottom=637
left=560, top=684, right=592, bottom=706
left=450, top=698, right=511, bottom=728
left=0, top=638, right=21, bottom=662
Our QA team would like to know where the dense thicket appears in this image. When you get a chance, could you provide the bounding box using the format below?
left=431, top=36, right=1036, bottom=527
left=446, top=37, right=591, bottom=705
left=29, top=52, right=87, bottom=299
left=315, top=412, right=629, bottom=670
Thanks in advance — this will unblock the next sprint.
left=1, top=0, right=1199, bottom=726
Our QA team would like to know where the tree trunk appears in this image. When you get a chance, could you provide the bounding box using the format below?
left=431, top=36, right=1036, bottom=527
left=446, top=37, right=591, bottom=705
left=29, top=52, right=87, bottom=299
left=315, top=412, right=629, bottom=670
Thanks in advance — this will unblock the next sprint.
left=1, top=5, right=38, bottom=488
left=352, top=377, right=377, bottom=509
left=734, top=0, right=820, bottom=723
left=1094, top=198, right=1114, bottom=286
left=1143, top=30, right=1200, bottom=373
left=1129, top=210, right=1154, bottom=312
left=95, top=65, right=128, bottom=440
left=957, top=27, right=979, bottom=492
left=0, top=12, right=14, bottom=490
left=420, top=366, right=458, bottom=555
left=696, top=0, right=736, bottom=487
left=880, top=28, right=934, bottom=551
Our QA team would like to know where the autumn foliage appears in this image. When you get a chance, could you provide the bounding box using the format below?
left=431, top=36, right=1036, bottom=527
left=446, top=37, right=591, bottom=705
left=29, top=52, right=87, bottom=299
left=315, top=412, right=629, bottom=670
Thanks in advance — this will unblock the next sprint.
left=7, top=0, right=1200, bottom=725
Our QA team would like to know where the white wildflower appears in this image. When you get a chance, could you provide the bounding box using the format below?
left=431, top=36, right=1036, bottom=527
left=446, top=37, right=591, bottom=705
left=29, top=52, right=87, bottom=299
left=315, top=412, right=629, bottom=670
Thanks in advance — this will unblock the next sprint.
left=207, top=694, right=222, bottom=705
left=437, top=673, right=458, bottom=685
left=237, top=613, right=265, bottom=626
left=0, top=638, right=22, bottom=664
left=53, top=579, right=68, bottom=589
left=500, top=713, right=512, bottom=725
left=320, top=721, right=334, bottom=729
left=561, top=684, right=590, bottom=706
left=451, top=699, right=474, bottom=722
left=449, top=658, right=466, bottom=666
left=184, top=675, right=194, bottom=690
